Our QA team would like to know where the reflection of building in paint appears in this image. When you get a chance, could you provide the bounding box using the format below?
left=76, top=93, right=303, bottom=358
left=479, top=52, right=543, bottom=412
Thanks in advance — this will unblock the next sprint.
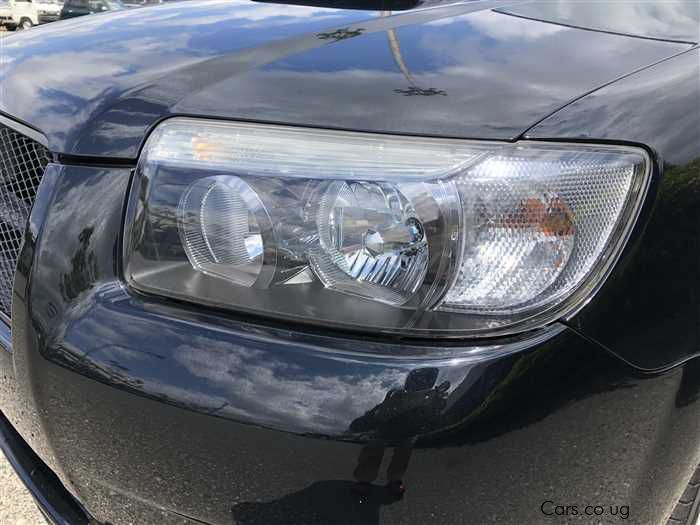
left=383, top=11, right=447, bottom=96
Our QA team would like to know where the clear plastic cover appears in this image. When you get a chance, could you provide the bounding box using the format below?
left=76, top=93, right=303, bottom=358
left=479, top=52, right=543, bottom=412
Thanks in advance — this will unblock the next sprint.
left=309, top=181, right=429, bottom=305
left=444, top=148, right=639, bottom=314
left=145, top=118, right=486, bottom=181
left=179, top=176, right=267, bottom=287
left=124, top=118, right=650, bottom=337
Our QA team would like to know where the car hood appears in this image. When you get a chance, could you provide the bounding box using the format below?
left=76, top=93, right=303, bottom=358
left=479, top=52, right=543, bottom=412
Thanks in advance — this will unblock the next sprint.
left=0, top=0, right=694, bottom=158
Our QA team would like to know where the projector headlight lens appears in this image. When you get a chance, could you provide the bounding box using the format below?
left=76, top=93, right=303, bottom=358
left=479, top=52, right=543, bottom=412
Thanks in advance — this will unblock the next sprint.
left=178, top=176, right=270, bottom=288
left=124, top=118, right=650, bottom=337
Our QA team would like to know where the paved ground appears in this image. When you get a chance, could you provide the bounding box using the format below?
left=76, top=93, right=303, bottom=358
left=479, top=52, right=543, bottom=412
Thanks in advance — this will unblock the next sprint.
left=0, top=453, right=45, bottom=524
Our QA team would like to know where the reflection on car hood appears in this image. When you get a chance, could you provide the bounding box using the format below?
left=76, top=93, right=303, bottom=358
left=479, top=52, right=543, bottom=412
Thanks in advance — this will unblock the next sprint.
left=497, top=0, right=699, bottom=44
left=0, top=0, right=694, bottom=158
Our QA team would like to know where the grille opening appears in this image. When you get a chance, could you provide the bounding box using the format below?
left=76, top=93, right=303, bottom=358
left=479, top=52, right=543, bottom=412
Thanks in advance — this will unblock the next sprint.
left=0, top=124, right=51, bottom=320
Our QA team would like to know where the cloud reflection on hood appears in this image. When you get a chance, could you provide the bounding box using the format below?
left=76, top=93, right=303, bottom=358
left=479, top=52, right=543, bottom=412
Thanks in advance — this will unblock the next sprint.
left=1, top=1, right=691, bottom=157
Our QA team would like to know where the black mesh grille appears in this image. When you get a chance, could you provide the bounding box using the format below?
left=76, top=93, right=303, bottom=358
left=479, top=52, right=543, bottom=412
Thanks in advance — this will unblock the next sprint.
left=0, top=124, right=51, bottom=319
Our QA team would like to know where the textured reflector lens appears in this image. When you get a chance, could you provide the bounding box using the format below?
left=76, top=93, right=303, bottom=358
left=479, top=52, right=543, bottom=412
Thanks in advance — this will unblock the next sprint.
left=444, top=148, right=638, bottom=313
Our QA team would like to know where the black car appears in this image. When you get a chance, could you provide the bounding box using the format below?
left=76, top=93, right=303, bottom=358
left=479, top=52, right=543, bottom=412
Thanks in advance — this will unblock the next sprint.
left=59, top=0, right=122, bottom=19
left=0, top=1, right=698, bottom=524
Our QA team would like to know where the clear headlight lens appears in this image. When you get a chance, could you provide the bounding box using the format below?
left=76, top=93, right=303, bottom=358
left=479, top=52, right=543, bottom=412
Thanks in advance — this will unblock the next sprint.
left=179, top=176, right=269, bottom=288
left=124, top=118, right=649, bottom=337
left=445, top=148, right=640, bottom=315
left=309, top=181, right=429, bottom=305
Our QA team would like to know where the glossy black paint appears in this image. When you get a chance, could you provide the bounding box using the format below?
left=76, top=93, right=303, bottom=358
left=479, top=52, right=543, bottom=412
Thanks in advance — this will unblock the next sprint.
left=497, top=1, right=700, bottom=44
left=0, top=0, right=695, bottom=158
left=0, top=1, right=698, bottom=524
left=529, top=48, right=700, bottom=371
left=0, top=161, right=697, bottom=525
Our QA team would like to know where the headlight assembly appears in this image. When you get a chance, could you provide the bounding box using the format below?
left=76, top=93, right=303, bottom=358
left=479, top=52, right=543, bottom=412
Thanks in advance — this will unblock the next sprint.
left=123, top=118, right=650, bottom=337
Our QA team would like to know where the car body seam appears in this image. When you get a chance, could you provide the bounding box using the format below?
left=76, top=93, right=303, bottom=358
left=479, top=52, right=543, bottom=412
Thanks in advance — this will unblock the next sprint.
left=517, top=45, right=700, bottom=141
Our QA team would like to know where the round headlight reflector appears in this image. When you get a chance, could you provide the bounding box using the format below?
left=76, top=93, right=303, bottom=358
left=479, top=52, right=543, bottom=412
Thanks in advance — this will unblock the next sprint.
left=178, top=176, right=270, bottom=288
left=309, top=181, right=429, bottom=305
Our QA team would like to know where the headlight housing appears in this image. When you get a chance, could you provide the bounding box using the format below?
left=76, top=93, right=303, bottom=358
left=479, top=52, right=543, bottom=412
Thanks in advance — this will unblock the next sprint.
left=124, top=118, right=650, bottom=337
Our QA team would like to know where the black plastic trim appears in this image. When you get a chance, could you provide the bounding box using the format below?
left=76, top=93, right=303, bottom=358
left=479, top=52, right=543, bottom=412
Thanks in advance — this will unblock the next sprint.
left=0, top=315, right=10, bottom=353
left=55, top=153, right=136, bottom=168
left=0, top=409, right=94, bottom=525
left=0, top=113, right=49, bottom=149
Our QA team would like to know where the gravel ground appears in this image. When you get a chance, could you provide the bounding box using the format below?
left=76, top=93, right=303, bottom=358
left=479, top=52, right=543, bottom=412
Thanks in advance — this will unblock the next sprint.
left=0, top=453, right=45, bottom=524
left=2, top=26, right=46, bottom=517
left=3, top=26, right=50, bottom=521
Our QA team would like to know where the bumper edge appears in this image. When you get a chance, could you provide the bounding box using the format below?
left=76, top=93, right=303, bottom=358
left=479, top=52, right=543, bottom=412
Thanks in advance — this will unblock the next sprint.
left=0, top=408, right=93, bottom=525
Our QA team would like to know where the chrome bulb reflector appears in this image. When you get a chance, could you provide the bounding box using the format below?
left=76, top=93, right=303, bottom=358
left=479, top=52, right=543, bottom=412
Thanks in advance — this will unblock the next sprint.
left=310, top=181, right=428, bottom=305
